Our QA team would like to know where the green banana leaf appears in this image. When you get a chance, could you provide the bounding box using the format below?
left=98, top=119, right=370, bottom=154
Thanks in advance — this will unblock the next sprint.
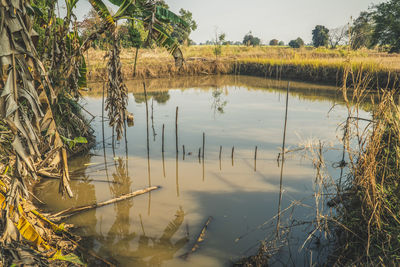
left=88, top=0, right=115, bottom=28
left=155, top=6, right=188, bottom=28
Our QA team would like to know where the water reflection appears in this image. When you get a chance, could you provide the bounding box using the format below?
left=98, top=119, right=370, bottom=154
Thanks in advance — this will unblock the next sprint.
left=130, top=207, right=188, bottom=266
left=133, top=91, right=171, bottom=104
left=211, top=88, right=228, bottom=115
left=37, top=75, right=374, bottom=266
left=96, top=158, right=134, bottom=261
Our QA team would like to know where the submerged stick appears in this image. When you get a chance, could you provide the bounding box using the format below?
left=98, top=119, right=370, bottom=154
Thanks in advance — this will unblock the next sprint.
left=162, top=151, right=166, bottom=178
left=276, top=82, right=290, bottom=238
left=50, top=186, right=161, bottom=220
left=176, top=153, right=180, bottom=197
left=180, top=216, right=213, bottom=260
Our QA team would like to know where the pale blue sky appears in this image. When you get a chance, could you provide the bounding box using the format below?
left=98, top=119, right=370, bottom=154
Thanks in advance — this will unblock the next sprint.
left=69, top=0, right=382, bottom=44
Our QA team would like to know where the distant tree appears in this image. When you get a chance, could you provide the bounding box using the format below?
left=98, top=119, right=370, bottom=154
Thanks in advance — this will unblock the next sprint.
left=243, top=31, right=261, bottom=46
left=372, top=0, right=400, bottom=52
left=233, top=41, right=242, bottom=45
left=278, top=40, right=285, bottom=46
left=288, top=37, right=304, bottom=48
left=213, top=30, right=225, bottom=59
left=350, top=11, right=374, bottom=50
left=269, top=39, right=279, bottom=46
left=329, top=25, right=349, bottom=48
left=312, top=25, right=329, bottom=47
left=172, top=8, right=198, bottom=45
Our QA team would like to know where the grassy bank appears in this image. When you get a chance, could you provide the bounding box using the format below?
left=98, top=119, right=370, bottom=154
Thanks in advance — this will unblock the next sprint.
left=87, top=45, right=400, bottom=86
left=326, top=85, right=400, bottom=265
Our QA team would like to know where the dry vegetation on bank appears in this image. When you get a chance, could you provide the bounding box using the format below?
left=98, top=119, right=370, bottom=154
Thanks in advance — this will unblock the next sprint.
left=86, top=45, right=400, bottom=85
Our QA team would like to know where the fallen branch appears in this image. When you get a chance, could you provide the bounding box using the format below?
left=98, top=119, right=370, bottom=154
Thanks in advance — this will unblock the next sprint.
left=50, top=186, right=161, bottom=220
left=180, top=216, right=213, bottom=259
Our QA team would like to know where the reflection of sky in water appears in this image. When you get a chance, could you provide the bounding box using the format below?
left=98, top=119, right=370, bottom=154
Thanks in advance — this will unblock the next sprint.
left=35, top=76, right=370, bottom=266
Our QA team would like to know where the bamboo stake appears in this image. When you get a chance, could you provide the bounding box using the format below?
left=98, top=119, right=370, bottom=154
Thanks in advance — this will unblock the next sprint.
left=181, top=216, right=213, bottom=260
left=183, top=145, right=185, bottom=160
left=50, top=186, right=161, bottom=220
left=276, top=82, right=290, bottom=238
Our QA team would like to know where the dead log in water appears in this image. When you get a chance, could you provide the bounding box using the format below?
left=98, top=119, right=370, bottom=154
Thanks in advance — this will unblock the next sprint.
left=50, top=186, right=161, bottom=221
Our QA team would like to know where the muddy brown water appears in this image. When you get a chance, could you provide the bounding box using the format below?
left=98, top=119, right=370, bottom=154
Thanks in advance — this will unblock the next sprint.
left=35, top=75, right=368, bottom=266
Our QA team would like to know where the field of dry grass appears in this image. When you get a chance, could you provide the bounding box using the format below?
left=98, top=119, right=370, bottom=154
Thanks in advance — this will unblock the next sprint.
left=86, top=45, right=400, bottom=84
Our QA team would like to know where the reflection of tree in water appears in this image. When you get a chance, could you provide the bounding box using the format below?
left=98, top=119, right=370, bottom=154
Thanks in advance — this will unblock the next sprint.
left=93, top=159, right=187, bottom=266
left=211, top=88, right=228, bottom=114
left=95, top=158, right=134, bottom=261
left=132, top=207, right=188, bottom=266
left=133, top=91, right=170, bottom=104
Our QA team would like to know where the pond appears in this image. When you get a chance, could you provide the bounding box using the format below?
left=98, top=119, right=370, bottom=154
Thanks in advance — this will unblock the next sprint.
left=35, top=75, right=367, bottom=266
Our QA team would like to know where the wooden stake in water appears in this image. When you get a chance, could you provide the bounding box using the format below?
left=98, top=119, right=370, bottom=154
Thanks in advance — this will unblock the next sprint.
left=176, top=106, right=179, bottom=154
left=162, top=124, right=165, bottom=153
left=254, top=146, right=258, bottom=171
left=231, top=146, right=235, bottom=166
left=219, top=146, right=222, bottom=170
left=162, top=151, right=166, bottom=178
left=202, top=132, right=205, bottom=159
left=176, top=153, right=180, bottom=197
left=276, top=82, right=290, bottom=238
left=198, top=148, right=201, bottom=163
left=183, top=145, right=185, bottom=160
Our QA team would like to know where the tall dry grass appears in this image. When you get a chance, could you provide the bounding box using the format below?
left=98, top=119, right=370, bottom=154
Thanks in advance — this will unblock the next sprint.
left=86, top=46, right=400, bottom=86
left=320, top=62, right=400, bottom=265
